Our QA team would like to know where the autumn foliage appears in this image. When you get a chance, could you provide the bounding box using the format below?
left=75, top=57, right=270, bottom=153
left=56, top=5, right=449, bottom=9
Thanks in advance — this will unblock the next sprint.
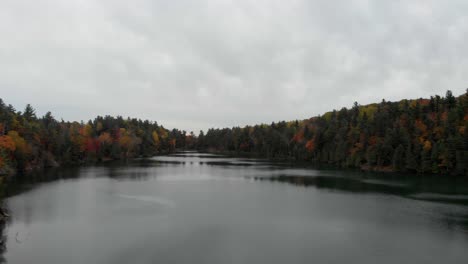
left=197, top=90, right=468, bottom=176
left=0, top=99, right=192, bottom=174
left=1, top=90, right=467, bottom=176
left=0, top=135, right=15, bottom=152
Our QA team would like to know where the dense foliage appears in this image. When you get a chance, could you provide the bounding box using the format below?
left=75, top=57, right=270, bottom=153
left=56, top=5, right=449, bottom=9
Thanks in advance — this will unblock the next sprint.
left=0, top=100, right=194, bottom=175
left=198, top=90, right=468, bottom=176
left=1, top=90, right=467, bottom=176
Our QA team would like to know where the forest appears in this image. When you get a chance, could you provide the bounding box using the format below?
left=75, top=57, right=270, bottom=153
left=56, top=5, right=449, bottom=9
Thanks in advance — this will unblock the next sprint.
left=197, top=90, right=468, bottom=176
left=0, top=100, right=194, bottom=175
left=1, top=90, right=467, bottom=177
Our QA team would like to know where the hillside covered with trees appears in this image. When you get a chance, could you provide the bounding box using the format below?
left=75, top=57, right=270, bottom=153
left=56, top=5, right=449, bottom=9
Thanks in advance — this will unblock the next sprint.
left=0, top=100, right=194, bottom=175
left=197, top=90, right=468, bottom=176
left=1, top=90, right=467, bottom=177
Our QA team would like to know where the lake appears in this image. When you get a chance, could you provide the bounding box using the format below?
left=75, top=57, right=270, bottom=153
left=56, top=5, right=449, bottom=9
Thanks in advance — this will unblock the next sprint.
left=2, top=152, right=468, bottom=263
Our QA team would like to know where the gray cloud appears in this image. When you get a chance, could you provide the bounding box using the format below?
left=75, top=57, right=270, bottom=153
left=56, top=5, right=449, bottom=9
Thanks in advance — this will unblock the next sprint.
left=1, top=0, right=467, bottom=132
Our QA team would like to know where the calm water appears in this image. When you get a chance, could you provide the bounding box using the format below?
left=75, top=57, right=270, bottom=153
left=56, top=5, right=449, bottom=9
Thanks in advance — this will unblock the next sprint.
left=2, top=152, right=468, bottom=263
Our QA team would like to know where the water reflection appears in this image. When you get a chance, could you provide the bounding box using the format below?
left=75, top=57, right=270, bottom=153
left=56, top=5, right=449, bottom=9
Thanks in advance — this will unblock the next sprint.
left=2, top=167, right=82, bottom=198
left=250, top=174, right=468, bottom=205
left=250, top=175, right=411, bottom=194
left=1, top=152, right=468, bottom=263
left=0, top=209, right=7, bottom=264
left=105, top=166, right=155, bottom=180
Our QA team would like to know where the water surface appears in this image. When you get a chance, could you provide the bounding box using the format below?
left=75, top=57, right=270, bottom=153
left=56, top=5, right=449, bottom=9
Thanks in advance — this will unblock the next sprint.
left=3, top=152, right=468, bottom=263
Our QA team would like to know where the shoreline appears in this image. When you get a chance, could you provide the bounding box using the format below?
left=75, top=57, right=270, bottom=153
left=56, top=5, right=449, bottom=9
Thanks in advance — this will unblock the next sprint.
left=199, top=149, right=464, bottom=177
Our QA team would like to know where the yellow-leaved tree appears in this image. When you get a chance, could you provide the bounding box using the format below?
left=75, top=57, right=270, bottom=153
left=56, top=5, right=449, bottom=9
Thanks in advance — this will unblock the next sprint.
left=152, top=131, right=160, bottom=150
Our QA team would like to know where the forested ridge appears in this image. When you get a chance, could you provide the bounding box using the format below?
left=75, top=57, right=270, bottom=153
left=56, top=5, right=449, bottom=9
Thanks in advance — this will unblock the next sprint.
left=197, top=90, right=468, bottom=176
left=1, top=90, right=467, bottom=177
left=0, top=100, right=194, bottom=175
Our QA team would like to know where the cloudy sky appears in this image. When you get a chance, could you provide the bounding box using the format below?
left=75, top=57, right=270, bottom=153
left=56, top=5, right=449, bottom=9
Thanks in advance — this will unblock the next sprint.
left=1, top=0, right=467, bottom=132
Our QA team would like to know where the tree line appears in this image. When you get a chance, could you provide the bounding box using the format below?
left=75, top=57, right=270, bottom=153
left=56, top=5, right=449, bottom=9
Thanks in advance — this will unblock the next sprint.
left=0, top=100, right=194, bottom=175
left=197, top=90, right=468, bottom=176
left=1, top=90, right=467, bottom=176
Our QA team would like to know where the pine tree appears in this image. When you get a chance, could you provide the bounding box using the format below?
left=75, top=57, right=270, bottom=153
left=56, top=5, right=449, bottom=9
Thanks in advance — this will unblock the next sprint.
left=393, top=144, right=405, bottom=171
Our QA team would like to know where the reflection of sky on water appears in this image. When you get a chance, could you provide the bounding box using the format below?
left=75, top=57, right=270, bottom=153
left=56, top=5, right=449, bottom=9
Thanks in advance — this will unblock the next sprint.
left=1, top=152, right=468, bottom=264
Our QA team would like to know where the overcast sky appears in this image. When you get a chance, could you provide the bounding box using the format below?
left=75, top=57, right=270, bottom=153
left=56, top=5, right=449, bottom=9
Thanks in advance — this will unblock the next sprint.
left=1, top=0, right=467, bottom=132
